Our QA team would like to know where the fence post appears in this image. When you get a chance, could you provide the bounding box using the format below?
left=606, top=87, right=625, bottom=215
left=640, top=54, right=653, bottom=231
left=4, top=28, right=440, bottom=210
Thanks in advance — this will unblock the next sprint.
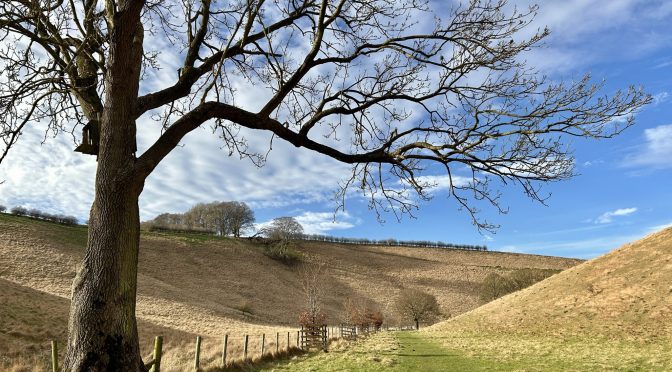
left=287, top=332, right=290, bottom=350
left=194, top=335, right=202, bottom=370
left=221, top=334, right=228, bottom=367
left=51, top=340, right=58, bottom=372
left=276, top=332, right=279, bottom=354
left=296, top=330, right=300, bottom=349
left=244, top=334, right=249, bottom=360
left=261, top=333, right=265, bottom=356
left=152, top=336, right=163, bottom=372
left=322, top=325, right=327, bottom=350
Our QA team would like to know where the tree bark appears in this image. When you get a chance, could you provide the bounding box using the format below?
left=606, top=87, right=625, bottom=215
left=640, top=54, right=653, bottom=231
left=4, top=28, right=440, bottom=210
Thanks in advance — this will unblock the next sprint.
left=64, top=5, right=146, bottom=371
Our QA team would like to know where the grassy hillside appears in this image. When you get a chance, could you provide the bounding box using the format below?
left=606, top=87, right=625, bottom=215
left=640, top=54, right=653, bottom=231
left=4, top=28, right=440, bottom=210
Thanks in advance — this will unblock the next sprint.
left=415, top=226, right=672, bottom=370
left=253, top=228, right=672, bottom=371
left=0, top=213, right=581, bottom=369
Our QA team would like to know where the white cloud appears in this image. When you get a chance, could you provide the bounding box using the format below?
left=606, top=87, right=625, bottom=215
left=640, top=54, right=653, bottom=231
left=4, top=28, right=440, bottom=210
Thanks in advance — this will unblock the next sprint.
left=624, top=124, right=672, bottom=169
left=512, top=0, right=672, bottom=74
left=595, top=207, right=638, bottom=224
left=294, top=211, right=359, bottom=235
left=653, top=91, right=669, bottom=105
left=255, top=210, right=359, bottom=235
left=648, top=222, right=672, bottom=232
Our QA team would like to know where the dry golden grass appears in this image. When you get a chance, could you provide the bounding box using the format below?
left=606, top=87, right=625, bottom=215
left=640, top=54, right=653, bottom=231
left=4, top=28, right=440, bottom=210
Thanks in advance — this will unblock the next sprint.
left=429, top=226, right=672, bottom=340
left=0, top=213, right=580, bottom=368
left=421, top=227, right=672, bottom=369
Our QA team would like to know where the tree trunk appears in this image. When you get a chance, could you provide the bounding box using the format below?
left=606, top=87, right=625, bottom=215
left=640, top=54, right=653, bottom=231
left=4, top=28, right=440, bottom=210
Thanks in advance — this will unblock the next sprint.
left=415, top=319, right=419, bottom=330
left=64, top=181, right=145, bottom=371
left=65, top=5, right=146, bottom=371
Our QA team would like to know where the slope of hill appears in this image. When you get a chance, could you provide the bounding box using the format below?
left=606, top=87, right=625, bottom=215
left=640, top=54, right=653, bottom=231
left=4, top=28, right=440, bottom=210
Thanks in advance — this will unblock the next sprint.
left=433, top=226, right=672, bottom=338
left=422, top=227, right=672, bottom=370
left=0, top=213, right=581, bottom=368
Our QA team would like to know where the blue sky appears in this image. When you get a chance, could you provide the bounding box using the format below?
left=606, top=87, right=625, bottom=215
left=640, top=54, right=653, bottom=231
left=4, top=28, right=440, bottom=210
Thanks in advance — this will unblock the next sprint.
left=1, top=0, right=671, bottom=259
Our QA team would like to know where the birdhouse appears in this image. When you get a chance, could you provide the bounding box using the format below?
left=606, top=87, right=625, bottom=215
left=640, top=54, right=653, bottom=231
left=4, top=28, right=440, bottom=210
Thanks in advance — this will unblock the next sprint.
left=75, top=118, right=100, bottom=155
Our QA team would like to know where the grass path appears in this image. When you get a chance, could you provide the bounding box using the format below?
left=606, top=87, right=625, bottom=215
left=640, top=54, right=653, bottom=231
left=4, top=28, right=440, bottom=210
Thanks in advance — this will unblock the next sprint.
left=254, top=331, right=519, bottom=371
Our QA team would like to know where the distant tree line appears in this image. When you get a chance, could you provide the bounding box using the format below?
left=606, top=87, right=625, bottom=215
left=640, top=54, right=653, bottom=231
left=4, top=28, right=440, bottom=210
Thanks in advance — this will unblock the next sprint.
left=300, top=234, right=488, bottom=251
left=3, top=205, right=78, bottom=225
left=143, top=201, right=255, bottom=237
left=143, top=202, right=486, bottom=252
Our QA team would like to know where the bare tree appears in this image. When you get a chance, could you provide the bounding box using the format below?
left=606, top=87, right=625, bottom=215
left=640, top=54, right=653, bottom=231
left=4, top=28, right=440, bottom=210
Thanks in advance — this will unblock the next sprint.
left=144, top=201, right=255, bottom=235
left=396, top=288, right=441, bottom=330
left=225, top=201, right=255, bottom=237
left=0, top=0, right=650, bottom=369
left=299, top=257, right=327, bottom=324
left=211, top=201, right=255, bottom=237
left=260, top=216, right=304, bottom=241
left=10, top=206, right=28, bottom=216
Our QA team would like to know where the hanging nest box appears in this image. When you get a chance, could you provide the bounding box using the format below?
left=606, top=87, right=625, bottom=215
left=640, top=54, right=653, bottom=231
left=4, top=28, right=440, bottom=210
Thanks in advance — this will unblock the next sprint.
left=75, top=117, right=100, bottom=155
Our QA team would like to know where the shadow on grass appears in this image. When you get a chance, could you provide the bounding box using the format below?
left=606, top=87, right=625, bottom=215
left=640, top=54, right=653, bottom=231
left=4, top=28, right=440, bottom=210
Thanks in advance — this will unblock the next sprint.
left=203, top=346, right=306, bottom=371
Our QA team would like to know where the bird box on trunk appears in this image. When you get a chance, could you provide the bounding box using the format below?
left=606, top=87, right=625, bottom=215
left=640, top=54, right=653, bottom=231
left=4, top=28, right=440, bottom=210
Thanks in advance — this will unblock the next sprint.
left=75, top=118, right=100, bottom=155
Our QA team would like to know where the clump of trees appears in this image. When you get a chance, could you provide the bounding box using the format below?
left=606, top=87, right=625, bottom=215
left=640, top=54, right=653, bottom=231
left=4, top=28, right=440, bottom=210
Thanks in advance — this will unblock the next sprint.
left=0, top=205, right=6, bottom=213
left=343, top=298, right=385, bottom=332
left=302, top=234, right=487, bottom=251
left=10, top=206, right=27, bottom=216
left=144, top=201, right=255, bottom=236
left=8, top=205, right=78, bottom=225
left=396, top=289, right=441, bottom=330
left=480, top=268, right=560, bottom=303
left=260, top=217, right=304, bottom=264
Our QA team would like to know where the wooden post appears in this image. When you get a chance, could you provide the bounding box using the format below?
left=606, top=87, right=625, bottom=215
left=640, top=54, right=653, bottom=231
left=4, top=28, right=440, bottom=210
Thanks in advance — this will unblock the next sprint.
left=221, top=334, right=228, bottom=367
left=261, top=333, right=266, bottom=356
left=152, top=336, right=163, bottom=372
left=276, top=332, right=279, bottom=354
left=244, top=334, right=249, bottom=360
left=323, top=325, right=327, bottom=350
left=287, top=332, right=290, bottom=350
left=51, top=340, right=58, bottom=372
left=194, top=335, right=202, bottom=370
left=296, top=330, right=300, bottom=349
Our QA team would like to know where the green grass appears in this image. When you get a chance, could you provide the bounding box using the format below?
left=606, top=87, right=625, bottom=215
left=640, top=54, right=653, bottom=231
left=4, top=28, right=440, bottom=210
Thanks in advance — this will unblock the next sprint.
left=250, top=332, right=523, bottom=372
left=249, top=330, right=672, bottom=371
left=0, top=213, right=88, bottom=248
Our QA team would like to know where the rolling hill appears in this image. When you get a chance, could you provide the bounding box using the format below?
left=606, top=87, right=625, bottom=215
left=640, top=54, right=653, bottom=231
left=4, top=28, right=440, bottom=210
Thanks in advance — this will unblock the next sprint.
left=423, top=226, right=672, bottom=370
left=0, top=213, right=581, bottom=369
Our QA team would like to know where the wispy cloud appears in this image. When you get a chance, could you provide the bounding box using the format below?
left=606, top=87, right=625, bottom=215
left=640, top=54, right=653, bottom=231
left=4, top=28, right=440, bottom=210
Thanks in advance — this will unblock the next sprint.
left=654, top=60, right=672, bottom=69
left=653, top=91, right=669, bottom=105
left=497, top=233, right=644, bottom=259
left=595, top=207, right=638, bottom=224
left=648, top=221, right=672, bottom=232
left=623, top=124, right=672, bottom=169
left=582, top=160, right=605, bottom=168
